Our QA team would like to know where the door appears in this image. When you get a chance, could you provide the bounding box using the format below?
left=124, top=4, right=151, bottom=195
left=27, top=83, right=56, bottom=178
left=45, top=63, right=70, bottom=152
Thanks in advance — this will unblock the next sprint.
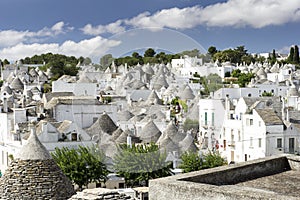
left=289, top=138, right=295, bottom=153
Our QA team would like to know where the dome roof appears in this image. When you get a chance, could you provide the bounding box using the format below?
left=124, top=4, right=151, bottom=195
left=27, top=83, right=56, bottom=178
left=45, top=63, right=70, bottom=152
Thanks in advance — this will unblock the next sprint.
left=10, top=77, right=24, bottom=90
left=139, top=120, right=161, bottom=143
left=0, top=125, right=75, bottom=199
left=86, top=113, right=117, bottom=135
left=117, top=110, right=134, bottom=121
left=179, top=133, right=198, bottom=153
left=179, top=85, right=195, bottom=100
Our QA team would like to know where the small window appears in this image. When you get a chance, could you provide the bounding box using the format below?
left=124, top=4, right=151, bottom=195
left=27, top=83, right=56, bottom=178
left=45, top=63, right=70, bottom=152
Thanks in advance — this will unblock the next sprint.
left=246, top=119, right=250, bottom=126
left=71, top=133, right=77, bottom=141
left=277, top=138, right=282, bottom=148
left=250, top=119, right=253, bottom=125
left=248, top=93, right=251, bottom=97
left=258, top=138, right=262, bottom=148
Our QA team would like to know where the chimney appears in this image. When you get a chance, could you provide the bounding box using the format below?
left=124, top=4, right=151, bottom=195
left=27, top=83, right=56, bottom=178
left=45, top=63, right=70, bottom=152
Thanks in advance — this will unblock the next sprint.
left=3, top=97, right=8, bottom=113
left=286, top=108, right=290, bottom=123
left=127, top=135, right=132, bottom=148
left=281, top=97, right=286, bottom=121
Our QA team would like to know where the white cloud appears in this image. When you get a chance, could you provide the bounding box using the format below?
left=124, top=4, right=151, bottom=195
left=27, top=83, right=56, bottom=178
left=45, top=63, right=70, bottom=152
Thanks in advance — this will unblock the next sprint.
left=0, top=36, right=121, bottom=62
left=121, top=0, right=300, bottom=30
left=0, top=21, right=73, bottom=48
left=198, top=0, right=300, bottom=28
left=81, top=20, right=125, bottom=35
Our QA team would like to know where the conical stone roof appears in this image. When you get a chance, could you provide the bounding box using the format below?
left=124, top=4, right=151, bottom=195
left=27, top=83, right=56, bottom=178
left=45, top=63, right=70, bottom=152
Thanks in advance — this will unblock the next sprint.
left=0, top=124, right=75, bottom=199
left=145, top=90, right=163, bottom=105
left=117, top=110, right=134, bottom=121
left=10, top=77, right=24, bottom=91
left=179, top=85, right=195, bottom=100
left=86, top=113, right=118, bottom=135
left=179, top=133, right=198, bottom=153
left=139, top=120, right=162, bottom=143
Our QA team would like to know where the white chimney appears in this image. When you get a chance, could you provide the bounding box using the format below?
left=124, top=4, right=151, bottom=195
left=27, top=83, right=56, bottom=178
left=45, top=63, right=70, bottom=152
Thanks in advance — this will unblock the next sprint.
left=127, top=135, right=132, bottom=148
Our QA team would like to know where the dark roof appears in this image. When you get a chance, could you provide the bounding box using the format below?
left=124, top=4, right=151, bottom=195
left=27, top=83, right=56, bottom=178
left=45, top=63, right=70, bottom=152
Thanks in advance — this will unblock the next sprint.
left=255, top=108, right=283, bottom=126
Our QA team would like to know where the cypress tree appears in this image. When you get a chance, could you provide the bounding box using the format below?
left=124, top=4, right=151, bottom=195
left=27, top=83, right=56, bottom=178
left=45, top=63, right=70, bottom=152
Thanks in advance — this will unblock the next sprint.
left=294, top=45, right=299, bottom=64
left=288, top=46, right=294, bottom=63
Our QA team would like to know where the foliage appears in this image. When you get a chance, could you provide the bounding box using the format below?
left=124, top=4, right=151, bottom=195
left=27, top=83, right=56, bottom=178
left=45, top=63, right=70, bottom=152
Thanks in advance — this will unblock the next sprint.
left=115, top=48, right=180, bottom=66
left=262, top=91, right=273, bottom=97
left=51, top=145, right=108, bottom=190
left=0, top=80, right=3, bottom=87
left=144, top=48, right=156, bottom=57
left=200, top=73, right=223, bottom=95
left=21, top=53, right=80, bottom=81
left=179, top=151, right=226, bottom=173
left=231, top=69, right=255, bottom=87
left=208, top=46, right=218, bottom=56
left=100, top=54, right=114, bottom=70
left=42, top=83, right=52, bottom=93
left=179, top=151, right=203, bottom=173
left=3, top=59, right=9, bottom=65
left=202, top=151, right=227, bottom=169
left=179, top=49, right=200, bottom=57
left=113, top=143, right=172, bottom=187
left=183, top=118, right=199, bottom=132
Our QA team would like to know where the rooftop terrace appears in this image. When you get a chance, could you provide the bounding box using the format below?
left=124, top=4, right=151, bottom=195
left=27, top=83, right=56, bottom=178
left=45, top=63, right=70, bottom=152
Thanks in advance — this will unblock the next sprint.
left=149, top=154, right=300, bottom=200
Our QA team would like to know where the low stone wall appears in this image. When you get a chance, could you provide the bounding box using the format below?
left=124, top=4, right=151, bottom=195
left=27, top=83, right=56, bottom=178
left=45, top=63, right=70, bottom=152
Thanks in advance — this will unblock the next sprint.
left=69, top=188, right=133, bottom=200
left=149, top=155, right=300, bottom=200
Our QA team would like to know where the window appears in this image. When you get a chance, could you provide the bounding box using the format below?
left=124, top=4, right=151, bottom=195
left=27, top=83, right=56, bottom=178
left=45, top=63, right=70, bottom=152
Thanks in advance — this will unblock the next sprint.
left=71, top=133, right=77, bottom=141
left=258, top=138, right=262, bottom=148
left=204, top=112, right=207, bottom=125
left=212, top=112, right=215, bottom=126
left=250, top=119, right=253, bottom=125
left=277, top=138, right=282, bottom=148
left=246, top=119, right=250, bottom=126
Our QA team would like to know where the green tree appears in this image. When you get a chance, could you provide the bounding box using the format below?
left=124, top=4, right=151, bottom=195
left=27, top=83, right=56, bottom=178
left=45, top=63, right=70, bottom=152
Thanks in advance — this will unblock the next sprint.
left=179, top=151, right=226, bottom=173
left=3, top=59, right=9, bottom=65
left=231, top=69, right=254, bottom=87
left=144, top=48, right=156, bottom=57
left=100, top=54, right=114, bottom=70
left=294, top=45, right=299, bottom=64
left=208, top=46, right=218, bottom=57
left=113, top=143, right=172, bottom=187
left=288, top=46, right=295, bottom=63
left=51, top=145, right=108, bottom=190
left=179, top=151, right=203, bottom=173
left=202, top=151, right=227, bottom=169
left=180, top=49, right=200, bottom=57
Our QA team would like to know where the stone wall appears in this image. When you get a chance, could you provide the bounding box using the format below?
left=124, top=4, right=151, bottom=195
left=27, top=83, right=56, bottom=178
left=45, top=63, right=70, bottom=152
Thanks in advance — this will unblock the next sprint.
left=149, top=155, right=300, bottom=200
left=69, top=188, right=133, bottom=200
left=0, top=159, right=75, bottom=200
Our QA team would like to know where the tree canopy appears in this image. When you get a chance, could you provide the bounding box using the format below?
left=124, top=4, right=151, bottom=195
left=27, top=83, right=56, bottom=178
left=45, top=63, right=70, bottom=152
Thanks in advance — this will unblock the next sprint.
left=113, top=143, right=172, bottom=187
left=179, top=151, right=226, bottom=173
left=51, top=145, right=108, bottom=190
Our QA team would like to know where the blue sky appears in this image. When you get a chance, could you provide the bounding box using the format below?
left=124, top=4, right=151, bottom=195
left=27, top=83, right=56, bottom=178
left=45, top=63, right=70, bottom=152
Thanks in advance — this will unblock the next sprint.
left=0, top=0, right=300, bottom=62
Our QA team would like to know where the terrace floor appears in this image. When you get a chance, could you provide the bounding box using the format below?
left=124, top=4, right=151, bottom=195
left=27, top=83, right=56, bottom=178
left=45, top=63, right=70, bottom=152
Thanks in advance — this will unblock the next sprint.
left=236, top=170, right=300, bottom=198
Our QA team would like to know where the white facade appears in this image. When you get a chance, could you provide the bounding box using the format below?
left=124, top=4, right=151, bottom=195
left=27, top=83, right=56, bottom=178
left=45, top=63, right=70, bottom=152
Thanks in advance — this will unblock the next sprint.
left=52, top=80, right=97, bottom=96
left=198, top=99, right=225, bottom=150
